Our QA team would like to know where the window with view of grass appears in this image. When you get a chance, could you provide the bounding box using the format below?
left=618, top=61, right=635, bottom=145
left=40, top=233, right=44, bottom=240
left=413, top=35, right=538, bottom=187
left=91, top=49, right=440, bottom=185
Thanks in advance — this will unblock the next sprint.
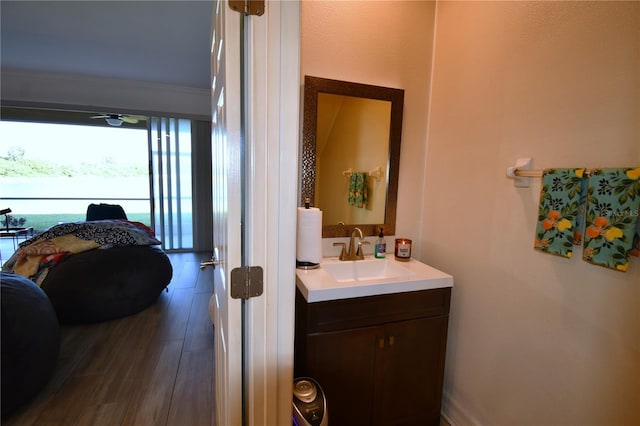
left=0, top=120, right=150, bottom=230
left=0, top=116, right=195, bottom=254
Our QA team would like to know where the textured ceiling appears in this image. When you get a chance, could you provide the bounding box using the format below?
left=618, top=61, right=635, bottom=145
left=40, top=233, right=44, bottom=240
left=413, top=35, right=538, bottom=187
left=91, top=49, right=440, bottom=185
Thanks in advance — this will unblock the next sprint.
left=0, top=0, right=213, bottom=90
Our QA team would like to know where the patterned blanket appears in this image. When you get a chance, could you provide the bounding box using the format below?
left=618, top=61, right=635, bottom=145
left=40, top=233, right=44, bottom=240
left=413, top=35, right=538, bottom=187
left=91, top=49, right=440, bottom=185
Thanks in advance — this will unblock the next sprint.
left=2, top=220, right=161, bottom=284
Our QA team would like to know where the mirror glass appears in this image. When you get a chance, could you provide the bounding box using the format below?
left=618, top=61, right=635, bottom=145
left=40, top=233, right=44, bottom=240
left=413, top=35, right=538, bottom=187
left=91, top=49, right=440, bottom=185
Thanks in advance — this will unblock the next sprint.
left=301, top=76, right=404, bottom=237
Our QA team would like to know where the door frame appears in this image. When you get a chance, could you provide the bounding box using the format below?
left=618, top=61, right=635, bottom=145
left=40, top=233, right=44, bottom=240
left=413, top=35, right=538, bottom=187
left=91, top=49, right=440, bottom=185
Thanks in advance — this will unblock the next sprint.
left=243, top=1, right=301, bottom=425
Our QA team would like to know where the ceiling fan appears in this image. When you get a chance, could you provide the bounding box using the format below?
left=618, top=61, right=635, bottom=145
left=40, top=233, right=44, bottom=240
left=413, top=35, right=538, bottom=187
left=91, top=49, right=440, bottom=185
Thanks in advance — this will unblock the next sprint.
left=91, top=113, right=146, bottom=127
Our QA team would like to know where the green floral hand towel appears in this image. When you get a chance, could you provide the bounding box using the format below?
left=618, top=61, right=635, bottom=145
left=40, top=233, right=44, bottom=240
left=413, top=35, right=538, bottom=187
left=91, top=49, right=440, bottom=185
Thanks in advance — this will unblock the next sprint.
left=348, top=172, right=368, bottom=208
left=534, top=168, right=587, bottom=258
left=583, top=168, right=640, bottom=272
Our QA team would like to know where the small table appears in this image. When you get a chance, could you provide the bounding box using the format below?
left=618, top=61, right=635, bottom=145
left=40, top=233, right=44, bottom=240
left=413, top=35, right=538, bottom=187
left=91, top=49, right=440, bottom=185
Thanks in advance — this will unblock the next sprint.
left=0, top=227, right=34, bottom=250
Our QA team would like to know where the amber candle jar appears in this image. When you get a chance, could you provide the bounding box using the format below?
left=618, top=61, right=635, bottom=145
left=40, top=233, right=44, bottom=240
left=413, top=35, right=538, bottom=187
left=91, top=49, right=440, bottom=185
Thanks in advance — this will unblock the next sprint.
left=394, top=238, right=412, bottom=261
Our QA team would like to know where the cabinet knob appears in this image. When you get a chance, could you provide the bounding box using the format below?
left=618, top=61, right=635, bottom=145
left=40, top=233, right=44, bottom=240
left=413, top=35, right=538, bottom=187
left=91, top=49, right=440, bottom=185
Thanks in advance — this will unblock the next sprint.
left=378, top=338, right=385, bottom=349
left=388, top=336, right=395, bottom=346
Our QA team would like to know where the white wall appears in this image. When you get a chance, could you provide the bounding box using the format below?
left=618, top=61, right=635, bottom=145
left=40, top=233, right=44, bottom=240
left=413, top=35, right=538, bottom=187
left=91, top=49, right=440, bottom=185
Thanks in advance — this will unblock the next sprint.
left=423, top=2, right=640, bottom=425
left=301, top=0, right=436, bottom=254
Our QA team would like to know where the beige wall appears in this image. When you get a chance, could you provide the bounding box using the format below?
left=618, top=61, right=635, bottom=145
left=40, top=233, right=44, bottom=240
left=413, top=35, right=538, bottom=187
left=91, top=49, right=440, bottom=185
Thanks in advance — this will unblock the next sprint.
left=302, top=1, right=639, bottom=424
left=424, top=2, right=640, bottom=425
left=301, top=0, right=436, bottom=253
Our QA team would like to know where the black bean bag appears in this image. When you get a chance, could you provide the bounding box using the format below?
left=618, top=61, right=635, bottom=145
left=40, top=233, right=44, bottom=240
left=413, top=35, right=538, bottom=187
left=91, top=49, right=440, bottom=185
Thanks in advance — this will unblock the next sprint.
left=39, top=245, right=172, bottom=323
left=1, top=272, right=60, bottom=419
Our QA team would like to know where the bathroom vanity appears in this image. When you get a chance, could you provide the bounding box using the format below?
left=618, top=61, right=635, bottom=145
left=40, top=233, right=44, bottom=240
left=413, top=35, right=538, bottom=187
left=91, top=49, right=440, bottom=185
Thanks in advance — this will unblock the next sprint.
left=297, top=75, right=450, bottom=425
left=294, top=257, right=452, bottom=426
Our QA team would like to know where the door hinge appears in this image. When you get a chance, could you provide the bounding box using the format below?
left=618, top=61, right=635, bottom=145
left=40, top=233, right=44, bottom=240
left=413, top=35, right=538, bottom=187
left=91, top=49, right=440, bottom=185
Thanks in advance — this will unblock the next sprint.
left=229, top=0, right=265, bottom=16
left=230, top=266, right=264, bottom=299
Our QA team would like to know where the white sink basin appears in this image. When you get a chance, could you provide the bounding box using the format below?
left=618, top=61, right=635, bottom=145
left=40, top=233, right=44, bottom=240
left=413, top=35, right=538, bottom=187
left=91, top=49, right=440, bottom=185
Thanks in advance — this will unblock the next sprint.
left=296, top=256, right=453, bottom=303
left=321, top=259, right=415, bottom=282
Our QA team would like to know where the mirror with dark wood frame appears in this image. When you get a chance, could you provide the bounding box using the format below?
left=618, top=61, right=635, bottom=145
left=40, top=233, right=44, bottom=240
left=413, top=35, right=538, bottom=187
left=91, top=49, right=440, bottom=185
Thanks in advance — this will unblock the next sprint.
left=301, top=76, right=404, bottom=238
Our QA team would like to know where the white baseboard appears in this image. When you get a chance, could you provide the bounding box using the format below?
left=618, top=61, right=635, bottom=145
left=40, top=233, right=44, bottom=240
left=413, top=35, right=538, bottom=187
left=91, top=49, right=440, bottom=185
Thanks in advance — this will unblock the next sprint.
left=441, top=391, right=483, bottom=426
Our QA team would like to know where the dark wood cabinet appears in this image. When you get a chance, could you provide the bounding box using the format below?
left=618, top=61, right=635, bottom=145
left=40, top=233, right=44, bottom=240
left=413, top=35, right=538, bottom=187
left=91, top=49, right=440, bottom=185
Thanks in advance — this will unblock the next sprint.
left=295, top=287, right=451, bottom=426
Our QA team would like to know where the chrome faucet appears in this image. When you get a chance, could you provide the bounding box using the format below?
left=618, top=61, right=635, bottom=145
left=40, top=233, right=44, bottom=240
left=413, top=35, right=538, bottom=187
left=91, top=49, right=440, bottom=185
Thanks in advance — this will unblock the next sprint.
left=333, top=226, right=369, bottom=260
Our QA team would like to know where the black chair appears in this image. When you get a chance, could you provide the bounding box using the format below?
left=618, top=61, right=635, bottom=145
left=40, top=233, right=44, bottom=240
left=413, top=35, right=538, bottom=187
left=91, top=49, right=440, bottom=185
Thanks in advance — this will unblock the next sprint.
left=86, top=203, right=128, bottom=221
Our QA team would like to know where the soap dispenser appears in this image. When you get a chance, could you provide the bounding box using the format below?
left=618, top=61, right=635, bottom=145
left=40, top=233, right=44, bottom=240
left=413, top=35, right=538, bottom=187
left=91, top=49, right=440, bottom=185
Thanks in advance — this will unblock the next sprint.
left=375, top=227, right=386, bottom=258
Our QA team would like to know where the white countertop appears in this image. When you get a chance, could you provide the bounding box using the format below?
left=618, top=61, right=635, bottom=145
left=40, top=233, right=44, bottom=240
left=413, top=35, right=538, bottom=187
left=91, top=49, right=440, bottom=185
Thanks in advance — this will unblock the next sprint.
left=296, top=256, right=453, bottom=303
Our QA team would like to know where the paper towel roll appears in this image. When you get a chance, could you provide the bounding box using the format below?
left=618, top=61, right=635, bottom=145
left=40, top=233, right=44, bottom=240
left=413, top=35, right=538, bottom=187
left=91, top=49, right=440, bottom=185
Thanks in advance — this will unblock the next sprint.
left=296, top=207, right=322, bottom=265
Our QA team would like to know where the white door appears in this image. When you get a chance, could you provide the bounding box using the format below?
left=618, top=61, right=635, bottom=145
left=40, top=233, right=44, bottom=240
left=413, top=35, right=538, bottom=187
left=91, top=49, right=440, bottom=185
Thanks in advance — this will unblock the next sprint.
left=210, top=1, right=243, bottom=425
left=209, top=1, right=301, bottom=425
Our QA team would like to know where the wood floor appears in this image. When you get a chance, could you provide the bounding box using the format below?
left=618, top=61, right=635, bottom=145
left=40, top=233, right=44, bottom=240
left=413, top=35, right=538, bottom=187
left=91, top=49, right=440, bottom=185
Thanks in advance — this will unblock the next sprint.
left=3, top=252, right=216, bottom=426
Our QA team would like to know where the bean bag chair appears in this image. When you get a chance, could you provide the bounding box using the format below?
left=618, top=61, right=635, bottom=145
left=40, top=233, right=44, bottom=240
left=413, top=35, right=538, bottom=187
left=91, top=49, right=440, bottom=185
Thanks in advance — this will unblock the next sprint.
left=2, top=220, right=173, bottom=324
left=40, top=245, right=172, bottom=323
left=1, top=272, right=60, bottom=418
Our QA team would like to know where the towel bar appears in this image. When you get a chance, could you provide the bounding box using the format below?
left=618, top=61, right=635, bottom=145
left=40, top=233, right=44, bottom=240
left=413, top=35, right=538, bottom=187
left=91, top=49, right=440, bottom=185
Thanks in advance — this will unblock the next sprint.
left=368, top=166, right=384, bottom=181
left=512, top=169, right=543, bottom=177
left=506, top=158, right=533, bottom=187
left=342, top=166, right=385, bottom=182
left=512, top=169, right=593, bottom=178
left=507, top=158, right=594, bottom=187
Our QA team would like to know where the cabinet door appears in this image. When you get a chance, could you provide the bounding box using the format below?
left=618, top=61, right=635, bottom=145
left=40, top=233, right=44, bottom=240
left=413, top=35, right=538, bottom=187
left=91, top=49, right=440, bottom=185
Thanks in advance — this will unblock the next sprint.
left=374, top=316, right=448, bottom=426
left=305, top=325, right=381, bottom=426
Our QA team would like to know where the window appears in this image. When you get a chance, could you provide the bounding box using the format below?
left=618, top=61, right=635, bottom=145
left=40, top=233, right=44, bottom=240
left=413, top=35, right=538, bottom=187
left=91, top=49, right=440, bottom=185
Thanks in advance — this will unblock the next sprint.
left=0, top=110, right=201, bottom=258
left=0, top=120, right=150, bottom=227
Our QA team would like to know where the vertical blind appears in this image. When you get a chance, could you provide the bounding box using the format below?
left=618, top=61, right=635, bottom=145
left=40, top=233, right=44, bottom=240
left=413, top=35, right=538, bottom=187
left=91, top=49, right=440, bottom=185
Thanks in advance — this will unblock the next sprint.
left=148, top=117, right=193, bottom=250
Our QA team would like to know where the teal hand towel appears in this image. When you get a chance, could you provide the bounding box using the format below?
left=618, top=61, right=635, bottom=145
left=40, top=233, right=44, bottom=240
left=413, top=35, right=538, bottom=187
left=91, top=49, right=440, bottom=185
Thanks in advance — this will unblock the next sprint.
left=534, top=168, right=587, bottom=258
left=583, top=167, right=640, bottom=272
left=348, top=172, right=368, bottom=208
